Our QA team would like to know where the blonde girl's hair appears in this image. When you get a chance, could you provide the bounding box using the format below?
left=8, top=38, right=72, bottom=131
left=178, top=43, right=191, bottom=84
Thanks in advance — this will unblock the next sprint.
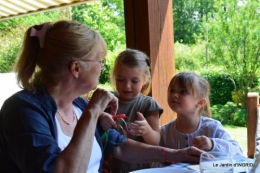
left=110, top=49, right=151, bottom=95
left=15, top=20, right=107, bottom=90
left=168, top=72, right=212, bottom=117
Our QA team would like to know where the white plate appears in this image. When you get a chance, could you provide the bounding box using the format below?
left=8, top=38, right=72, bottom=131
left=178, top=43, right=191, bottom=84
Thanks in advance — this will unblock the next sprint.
left=129, top=168, right=196, bottom=173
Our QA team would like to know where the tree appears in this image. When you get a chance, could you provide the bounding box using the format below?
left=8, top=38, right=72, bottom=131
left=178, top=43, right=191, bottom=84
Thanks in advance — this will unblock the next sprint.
left=72, top=0, right=126, bottom=84
left=205, top=0, right=260, bottom=108
left=0, top=10, right=69, bottom=72
left=173, top=0, right=215, bottom=44
left=72, top=0, right=125, bottom=51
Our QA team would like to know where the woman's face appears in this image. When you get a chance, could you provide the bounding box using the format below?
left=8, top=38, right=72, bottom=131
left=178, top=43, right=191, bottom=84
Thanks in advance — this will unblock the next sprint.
left=79, top=45, right=104, bottom=91
left=115, top=64, right=146, bottom=102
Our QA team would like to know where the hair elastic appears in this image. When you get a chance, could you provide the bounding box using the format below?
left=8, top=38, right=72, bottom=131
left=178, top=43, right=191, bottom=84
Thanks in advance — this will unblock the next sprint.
left=30, top=22, right=49, bottom=48
left=146, top=58, right=151, bottom=66
left=161, top=148, right=174, bottom=164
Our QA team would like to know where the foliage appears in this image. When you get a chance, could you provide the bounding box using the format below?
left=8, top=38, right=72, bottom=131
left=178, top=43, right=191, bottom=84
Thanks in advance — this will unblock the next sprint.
left=72, top=0, right=125, bottom=52
left=72, top=0, right=126, bottom=84
left=0, top=43, right=20, bottom=72
left=201, top=70, right=236, bottom=105
left=174, top=41, right=208, bottom=71
left=173, top=0, right=216, bottom=44
left=0, top=18, right=25, bottom=72
left=204, top=0, right=260, bottom=108
left=0, top=10, right=69, bottom=73
left=99, top=46, right=125, bottom=84
left=232, top=107, right=247, bottom=127
left=256, top=78, right=260, bottom=93
left=211, top=102, right=246, bottom=126
left=231, top=89, right=243, bottom=106
left=175, top=42, right=200, bottom=71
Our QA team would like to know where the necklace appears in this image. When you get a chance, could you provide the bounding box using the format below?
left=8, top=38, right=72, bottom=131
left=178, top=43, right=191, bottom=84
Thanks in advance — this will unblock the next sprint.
left=57, top=109, right=76, bottom=125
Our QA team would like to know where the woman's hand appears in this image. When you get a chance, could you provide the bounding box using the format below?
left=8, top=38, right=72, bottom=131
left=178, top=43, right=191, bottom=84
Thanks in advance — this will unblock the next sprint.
left=87, top=88, right=118, bottom=116
left=99, top=112, right=117, bottom=131
left=168, top=146, right=204, bottom=164
left=192, top=135, right=213, bottom=151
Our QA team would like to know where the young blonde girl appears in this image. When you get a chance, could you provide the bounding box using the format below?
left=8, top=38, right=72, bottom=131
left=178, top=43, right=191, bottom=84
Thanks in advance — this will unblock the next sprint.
left=160, top=72, right=243, bottom=157
left=99, top=49, right=163, bottom=173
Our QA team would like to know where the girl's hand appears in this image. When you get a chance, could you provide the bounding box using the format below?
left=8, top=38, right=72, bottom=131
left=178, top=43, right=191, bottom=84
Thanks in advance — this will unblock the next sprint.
left=99, top=112, right=117, bottom=131
left=128, top=112, right=152, bottom=136
left=192, top=135, right=213, bottom=151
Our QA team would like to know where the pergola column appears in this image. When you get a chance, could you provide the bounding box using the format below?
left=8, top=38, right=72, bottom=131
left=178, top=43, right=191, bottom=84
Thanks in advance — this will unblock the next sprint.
left=123, top=0, right=176, bottom=125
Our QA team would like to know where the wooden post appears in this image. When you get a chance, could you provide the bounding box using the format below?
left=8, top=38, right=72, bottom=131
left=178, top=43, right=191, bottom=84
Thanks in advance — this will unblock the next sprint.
left=123, top=0, right=176, bottom=126
left=247, top=92, right=259, bottom=158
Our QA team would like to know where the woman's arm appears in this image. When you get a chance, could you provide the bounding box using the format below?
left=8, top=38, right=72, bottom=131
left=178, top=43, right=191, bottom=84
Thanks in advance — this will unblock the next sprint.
left=113, top=139, right=202, bottom=164
left=54, top=89, right=118, bottom=173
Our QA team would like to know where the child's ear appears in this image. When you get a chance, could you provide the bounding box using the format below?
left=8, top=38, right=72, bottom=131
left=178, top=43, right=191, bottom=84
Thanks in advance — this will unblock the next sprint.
left=197, top=98, right=207, bottom=107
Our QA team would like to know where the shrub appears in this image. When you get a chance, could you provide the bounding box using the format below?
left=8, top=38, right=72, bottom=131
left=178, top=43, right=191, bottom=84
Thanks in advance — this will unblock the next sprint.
left=174, top=41, right=203, bottom=71
left=0, top=43, right=21, bottom=72
left=211, top=102, right=246, bottom=127
left=201, top=71, right=235, bottom=106
left=233, top=108, right=247, bottom=127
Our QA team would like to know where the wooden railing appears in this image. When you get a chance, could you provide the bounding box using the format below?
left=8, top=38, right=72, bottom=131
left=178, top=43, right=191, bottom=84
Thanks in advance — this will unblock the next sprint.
left=247, top=92, right=259, bottom=158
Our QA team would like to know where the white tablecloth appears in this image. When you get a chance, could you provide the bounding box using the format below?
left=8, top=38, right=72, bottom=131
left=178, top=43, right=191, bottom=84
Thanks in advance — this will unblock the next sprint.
left=166, top=154, right=254, bottom=173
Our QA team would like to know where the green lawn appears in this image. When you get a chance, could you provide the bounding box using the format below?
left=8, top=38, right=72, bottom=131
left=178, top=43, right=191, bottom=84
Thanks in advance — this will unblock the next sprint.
left=223, top=125, right=247, bottom=156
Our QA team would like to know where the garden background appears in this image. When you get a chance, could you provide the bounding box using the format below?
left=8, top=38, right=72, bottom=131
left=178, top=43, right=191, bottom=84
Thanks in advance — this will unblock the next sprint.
left=1, top=0, right=260, bottom=156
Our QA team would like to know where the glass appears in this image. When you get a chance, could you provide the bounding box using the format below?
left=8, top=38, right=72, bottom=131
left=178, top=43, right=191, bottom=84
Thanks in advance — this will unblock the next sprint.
left=84, top=59, right=106, bottom=67
left=251, top=157, right=260, bottom=173
left=200, top=152, right=233, bottom=173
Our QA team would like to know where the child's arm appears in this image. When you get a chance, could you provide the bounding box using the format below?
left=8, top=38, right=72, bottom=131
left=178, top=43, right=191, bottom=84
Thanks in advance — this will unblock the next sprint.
left=192, top=121, right=243, bottom=156
left=210, top=126, right=243, bottom=156
left=128, top=112, right=160, bottom=145
left=99, top=112, right=117, bottom=131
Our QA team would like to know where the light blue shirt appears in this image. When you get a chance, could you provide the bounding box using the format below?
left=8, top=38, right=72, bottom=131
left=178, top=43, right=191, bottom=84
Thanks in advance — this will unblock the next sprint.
left=160, top=116, right=243, bottom=156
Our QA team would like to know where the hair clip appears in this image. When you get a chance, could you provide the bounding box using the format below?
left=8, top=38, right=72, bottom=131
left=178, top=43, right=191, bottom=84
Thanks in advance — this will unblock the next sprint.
left=146, top=58, right=151, bottom=66
left=30, top=22, right=49, bottom=48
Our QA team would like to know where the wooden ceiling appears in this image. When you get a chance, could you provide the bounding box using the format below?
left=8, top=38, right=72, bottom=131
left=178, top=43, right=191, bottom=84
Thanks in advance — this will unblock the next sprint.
left=0, top=0, right=95, bottom=21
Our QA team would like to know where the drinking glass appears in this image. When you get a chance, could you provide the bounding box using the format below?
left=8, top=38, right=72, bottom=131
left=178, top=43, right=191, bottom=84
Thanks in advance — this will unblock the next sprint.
left=200, top=152, right=233, bottom=173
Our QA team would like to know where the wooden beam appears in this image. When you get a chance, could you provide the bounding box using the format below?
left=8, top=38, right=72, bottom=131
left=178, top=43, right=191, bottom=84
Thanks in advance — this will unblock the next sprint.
left=124, top=0, right=176, bottom=126
left=247, top=92, right=259, bottom=158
